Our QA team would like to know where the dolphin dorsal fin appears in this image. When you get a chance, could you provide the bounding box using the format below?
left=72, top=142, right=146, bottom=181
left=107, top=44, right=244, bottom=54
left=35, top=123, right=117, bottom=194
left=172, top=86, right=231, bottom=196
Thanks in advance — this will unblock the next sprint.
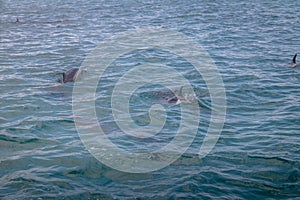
left=178, top=86, right=183, bottom=98
left=293, top=54, right=297, bottom=64
left=62, top=72, right=66, bottom=83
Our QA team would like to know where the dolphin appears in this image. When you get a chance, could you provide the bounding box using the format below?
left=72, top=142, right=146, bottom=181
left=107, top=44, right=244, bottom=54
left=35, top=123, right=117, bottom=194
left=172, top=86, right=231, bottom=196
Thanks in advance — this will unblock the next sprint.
left=167, top=86, right=184, bottom=104
left=60, top=68, right=80, bottom=83
left=291, top=54, right=300, bottom=67
left=166, top=86, right=201, bottom=105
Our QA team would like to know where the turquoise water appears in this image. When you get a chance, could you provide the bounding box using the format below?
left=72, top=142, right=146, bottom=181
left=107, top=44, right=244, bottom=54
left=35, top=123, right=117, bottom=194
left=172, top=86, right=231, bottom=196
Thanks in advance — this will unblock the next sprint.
left=1, top=0, right=300, bottom=199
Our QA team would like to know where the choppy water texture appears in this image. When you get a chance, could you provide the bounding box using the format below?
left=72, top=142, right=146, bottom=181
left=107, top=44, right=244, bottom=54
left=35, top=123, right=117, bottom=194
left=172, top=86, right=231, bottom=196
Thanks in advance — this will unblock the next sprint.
left=1, top=0, right=300, bottom=199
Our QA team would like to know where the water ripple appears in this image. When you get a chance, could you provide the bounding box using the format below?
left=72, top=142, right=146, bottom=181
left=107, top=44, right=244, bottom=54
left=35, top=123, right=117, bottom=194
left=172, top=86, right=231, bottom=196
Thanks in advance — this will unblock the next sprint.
left=1, top=0, right=300, bottom=198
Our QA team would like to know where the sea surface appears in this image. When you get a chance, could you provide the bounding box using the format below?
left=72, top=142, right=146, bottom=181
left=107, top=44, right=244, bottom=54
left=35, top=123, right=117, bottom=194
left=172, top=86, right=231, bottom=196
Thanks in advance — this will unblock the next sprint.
left=1, top=0, right=300, bottom=199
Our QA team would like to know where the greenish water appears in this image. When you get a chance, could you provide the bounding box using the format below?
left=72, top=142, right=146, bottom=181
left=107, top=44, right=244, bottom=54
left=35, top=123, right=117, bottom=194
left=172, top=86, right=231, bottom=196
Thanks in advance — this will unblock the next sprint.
left=1, top=0, right=300, bottom=199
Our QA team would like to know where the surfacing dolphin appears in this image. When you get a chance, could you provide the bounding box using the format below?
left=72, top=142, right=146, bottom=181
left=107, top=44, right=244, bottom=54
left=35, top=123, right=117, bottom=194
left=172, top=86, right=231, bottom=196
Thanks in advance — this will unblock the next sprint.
left=60, top=68, right=80, bottom=83
left=167, top=86, right=184, bottom=104
left=167, top=86, right=198, bottom=105
left=291, top=54, right=300, bottom=68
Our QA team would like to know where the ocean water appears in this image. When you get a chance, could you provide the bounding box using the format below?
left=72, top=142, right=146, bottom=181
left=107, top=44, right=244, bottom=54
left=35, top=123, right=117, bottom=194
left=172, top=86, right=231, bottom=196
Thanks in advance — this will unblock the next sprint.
left=1, top=0, right=300, bottom=199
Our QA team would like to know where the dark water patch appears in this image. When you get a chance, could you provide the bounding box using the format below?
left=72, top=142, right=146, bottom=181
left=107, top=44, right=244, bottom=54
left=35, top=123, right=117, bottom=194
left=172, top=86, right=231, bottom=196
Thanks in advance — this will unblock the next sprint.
left=0, top=134, right=39, bottom=144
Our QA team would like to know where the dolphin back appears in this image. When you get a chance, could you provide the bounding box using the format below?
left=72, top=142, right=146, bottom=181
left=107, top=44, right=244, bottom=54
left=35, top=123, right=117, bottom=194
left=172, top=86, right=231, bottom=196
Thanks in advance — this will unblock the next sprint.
left=61, top=68, right=80, bottom=83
